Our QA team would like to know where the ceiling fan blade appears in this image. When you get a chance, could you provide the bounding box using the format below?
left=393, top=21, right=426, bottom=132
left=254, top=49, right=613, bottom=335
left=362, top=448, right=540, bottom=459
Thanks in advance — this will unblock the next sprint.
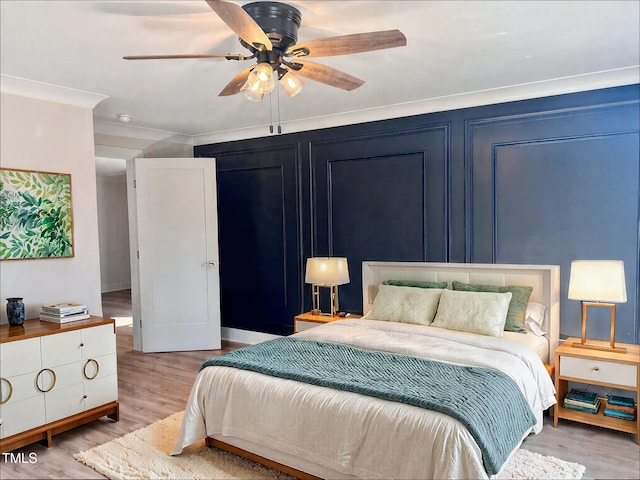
left=288, top=29, right=406, bottom=58
left=292, top=60, right=364, bottom=91
left=123, top=54, right=246, bottom=60
left=218, top=66, right=253, bottom=96
left=205, top=0, right=273, bottom=51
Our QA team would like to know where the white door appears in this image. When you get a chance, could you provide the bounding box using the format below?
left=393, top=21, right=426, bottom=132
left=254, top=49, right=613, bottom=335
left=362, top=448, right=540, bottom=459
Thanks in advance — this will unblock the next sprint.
left=131, top=158, right=221, bottom=352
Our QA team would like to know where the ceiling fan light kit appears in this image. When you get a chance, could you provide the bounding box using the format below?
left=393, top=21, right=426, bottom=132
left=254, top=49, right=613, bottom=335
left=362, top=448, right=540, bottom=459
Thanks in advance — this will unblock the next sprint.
left=280, top=71, right=305, bottom=98
left=241, top=61, right=276, bottom=101
left=124, top=0, right=407, bottom=102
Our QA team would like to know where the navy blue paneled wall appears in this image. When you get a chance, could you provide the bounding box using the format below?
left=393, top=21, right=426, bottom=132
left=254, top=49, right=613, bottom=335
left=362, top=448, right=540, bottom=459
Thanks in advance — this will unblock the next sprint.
left=196, top=85, right=640, bottom=343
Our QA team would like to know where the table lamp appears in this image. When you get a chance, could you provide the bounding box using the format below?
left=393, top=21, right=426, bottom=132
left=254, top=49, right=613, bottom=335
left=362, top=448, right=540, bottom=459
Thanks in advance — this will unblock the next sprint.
left=568, top=260, right=627, bottom=353
left=305, top=257, right=350, bottom=316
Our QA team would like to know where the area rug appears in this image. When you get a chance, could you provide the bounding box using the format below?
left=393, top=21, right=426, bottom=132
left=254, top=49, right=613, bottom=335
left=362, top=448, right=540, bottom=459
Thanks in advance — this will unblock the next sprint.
left=75, top=411, right=586, bottom=480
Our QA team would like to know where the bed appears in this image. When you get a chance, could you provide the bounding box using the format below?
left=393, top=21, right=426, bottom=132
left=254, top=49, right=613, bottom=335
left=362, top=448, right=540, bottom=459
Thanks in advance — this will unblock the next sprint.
left=172, top=262, right=560, bottom=479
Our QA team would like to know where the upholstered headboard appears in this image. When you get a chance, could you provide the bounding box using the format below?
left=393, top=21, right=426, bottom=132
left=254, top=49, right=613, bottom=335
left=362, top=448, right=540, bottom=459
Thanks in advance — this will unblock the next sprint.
left=362, top=262, right=560, bottom=363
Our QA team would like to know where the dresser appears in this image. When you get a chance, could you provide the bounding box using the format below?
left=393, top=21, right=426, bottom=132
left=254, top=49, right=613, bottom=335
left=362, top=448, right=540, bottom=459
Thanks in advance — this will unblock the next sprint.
left=0, top=317, right=119, bottom=452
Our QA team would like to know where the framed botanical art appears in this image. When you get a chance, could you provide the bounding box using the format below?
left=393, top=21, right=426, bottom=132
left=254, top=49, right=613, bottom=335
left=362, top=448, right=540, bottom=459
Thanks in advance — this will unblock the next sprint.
left=0, top=168, right=74, bottom=260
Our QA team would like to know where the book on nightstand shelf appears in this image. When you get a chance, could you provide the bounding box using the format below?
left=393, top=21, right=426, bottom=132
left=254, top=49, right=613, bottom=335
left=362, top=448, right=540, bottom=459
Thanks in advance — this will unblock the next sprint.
left=40, top=303, right=89, bottom=323
left=565, top=389, right=597, bottom=404
left=605, top=395, right=637, bottom=419
left=603, top=408, right=636, bottom=421
left=607, top=395, right=635, bottom=408
left=564, top=398, right=601, bottom=414
left=563, top=389, right=600, bottom=414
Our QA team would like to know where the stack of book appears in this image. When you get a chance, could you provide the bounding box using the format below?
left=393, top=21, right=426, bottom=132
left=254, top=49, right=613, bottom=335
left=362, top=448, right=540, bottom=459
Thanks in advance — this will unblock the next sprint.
left=563, top=389, right=601, bottom=414
left=604, top=395, right=637, bottom=421
left=40, top=303, right=90, bottom=323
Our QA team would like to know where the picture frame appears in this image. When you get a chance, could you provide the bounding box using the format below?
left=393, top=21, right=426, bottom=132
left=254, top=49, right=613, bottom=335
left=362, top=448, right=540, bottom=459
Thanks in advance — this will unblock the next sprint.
left=0, top=168, right=74, bottom=260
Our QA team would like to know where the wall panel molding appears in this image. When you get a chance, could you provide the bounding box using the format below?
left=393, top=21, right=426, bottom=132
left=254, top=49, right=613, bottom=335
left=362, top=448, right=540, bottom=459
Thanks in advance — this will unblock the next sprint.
left=465, top=98, right=640, bottom=342
left=196, top=85, right=639, bottom=341
left=465, top=99, right=640, bottom=262
left=308, top=125, right=450, bottom=312
left=200, top=142, right=303, bottom=335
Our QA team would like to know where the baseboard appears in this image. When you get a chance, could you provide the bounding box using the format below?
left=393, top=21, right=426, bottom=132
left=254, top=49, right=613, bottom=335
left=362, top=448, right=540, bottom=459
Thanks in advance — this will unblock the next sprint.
left=101, top=282, right=132, bottom=293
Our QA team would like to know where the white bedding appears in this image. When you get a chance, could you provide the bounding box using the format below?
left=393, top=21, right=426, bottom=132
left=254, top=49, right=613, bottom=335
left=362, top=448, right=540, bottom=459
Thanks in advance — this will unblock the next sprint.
left=172, top=319, right=556, bottom=479
left=503, top=329, right=549, bottom=361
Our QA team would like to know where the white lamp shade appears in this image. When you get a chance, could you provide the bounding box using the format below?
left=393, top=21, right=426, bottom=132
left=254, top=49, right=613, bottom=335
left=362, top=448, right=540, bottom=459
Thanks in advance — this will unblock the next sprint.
left=568, top=260, right=627, bottom=302
left=305, top=257, right=350, bottom=286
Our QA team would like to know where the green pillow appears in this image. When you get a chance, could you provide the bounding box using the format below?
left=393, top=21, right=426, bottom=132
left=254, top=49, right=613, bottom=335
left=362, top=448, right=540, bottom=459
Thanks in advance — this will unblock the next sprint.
left=383, top=279, right=448, bottom=289
left=451, top=281, right=532, bottom=334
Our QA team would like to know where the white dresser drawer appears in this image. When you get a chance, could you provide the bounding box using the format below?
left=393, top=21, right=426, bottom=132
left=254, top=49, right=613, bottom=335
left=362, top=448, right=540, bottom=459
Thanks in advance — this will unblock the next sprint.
left=84, top=354, right=118, bottom=380
left=0, top=395, right=46, bottom=438
left=0, top=337, right=41, bottom=377
left=84, top=375, right=118, bottom=410
left=45, top=383, right=85, bottom=423
left=81, top=324, right=116, bottom=359
left=41, top=330, right=82, bottom=367
left=560, top=355, right=638, bottom=388
left=2, top=372, right=42, bottom=403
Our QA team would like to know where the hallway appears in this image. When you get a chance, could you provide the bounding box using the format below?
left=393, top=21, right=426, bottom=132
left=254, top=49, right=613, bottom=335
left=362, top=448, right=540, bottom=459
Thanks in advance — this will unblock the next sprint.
left=101, top=289, right=132, bottom=326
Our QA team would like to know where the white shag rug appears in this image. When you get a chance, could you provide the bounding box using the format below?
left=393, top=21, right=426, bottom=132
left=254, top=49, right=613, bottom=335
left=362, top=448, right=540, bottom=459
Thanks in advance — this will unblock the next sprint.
left=75, top=411, right=585, bottom=480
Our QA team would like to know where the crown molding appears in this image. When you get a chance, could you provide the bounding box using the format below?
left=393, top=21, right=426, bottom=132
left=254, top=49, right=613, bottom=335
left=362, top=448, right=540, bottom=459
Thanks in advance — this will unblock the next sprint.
left=95, top=145, right=144, bottom=160
left=0, top=74, right=108, bottom=109
left=94, top=120, right=193, bottom=145
left=193, top=66, right=639, bottom=145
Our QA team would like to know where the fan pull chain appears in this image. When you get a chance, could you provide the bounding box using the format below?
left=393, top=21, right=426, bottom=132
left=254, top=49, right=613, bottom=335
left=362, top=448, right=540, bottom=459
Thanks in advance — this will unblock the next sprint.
left=269, top=92, right=274, bottom=134
left=277, top=85, right=282, bottom=134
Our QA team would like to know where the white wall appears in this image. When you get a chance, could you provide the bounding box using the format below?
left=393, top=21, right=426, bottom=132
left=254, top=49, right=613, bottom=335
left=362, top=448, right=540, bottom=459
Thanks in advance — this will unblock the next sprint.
left=0, top=92, right=104, bottom=323
left=96, top=173, right=131, bottom=292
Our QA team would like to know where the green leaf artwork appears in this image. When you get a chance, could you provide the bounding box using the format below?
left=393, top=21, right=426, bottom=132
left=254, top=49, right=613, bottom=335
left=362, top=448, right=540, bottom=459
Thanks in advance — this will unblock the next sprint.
left=0, top=169, right=74, bottom=259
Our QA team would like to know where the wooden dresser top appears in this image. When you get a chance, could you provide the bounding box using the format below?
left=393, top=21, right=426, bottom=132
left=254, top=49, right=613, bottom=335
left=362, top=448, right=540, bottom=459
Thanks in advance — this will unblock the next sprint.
left=1, top=316, right=115, bottom=343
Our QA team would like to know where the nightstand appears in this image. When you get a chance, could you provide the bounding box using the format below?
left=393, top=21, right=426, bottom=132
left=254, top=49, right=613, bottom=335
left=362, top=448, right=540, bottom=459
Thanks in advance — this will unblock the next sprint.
left=294, top=312, right=362, bottom=333
left=554, top=338, right=640, bottom=444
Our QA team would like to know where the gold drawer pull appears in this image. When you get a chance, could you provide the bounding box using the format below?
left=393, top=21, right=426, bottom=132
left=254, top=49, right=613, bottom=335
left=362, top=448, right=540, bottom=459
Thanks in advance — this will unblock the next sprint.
left=36, top=368, right=56, bottom=393
left=0, top=377, right=13, bottom=405
left=83, top=359, right=100, bottom=380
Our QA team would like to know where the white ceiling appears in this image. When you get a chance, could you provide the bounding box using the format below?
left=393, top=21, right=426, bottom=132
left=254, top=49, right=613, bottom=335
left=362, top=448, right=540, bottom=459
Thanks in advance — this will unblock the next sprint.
left=1, top=0, right=639, bottom=145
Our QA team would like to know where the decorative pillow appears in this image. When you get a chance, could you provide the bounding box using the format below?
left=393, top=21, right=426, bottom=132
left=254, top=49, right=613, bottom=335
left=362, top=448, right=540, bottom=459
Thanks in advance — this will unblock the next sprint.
left=367, top=284, right=443, bottom=326
left=451, top=281, right=532, bottom=334
left=431, top=289, right=512, bottom=337
left=382, top=279, right=448, bottom=289
left=525, top=302, right=547, bottom=336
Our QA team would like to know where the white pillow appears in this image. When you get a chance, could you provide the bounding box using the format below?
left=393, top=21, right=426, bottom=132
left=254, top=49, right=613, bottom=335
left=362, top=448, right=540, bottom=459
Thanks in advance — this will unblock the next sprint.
left=525, top=302, right=547, bottom=336
left=431, top=289, right=512, bottom=337
left=367, top=284, right=443, bottom=326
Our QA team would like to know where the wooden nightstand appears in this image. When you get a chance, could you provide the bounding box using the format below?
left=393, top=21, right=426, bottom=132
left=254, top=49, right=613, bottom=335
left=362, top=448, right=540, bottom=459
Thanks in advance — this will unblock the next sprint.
left=554, top=338, right=640, bottom=444
left=294, top=312, right=362, bottom=333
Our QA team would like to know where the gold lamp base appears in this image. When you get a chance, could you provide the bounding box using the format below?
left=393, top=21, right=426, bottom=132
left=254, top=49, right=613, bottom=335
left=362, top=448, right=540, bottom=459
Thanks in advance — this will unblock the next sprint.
left=572, top=301, right=627, bottom=354
left=311, top=284, right=340, bottom=317
left=571, top=342, right=627, bottom=354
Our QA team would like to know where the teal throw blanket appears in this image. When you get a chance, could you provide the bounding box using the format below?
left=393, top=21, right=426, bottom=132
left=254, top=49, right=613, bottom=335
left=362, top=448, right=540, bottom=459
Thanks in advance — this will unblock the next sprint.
left=201, top=337, right=536, bottom=475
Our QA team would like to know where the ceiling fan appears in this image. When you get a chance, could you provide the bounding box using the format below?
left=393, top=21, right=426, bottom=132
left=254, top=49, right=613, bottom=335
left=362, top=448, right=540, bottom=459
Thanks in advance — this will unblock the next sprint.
left=124, top=0, right=407, bottom=102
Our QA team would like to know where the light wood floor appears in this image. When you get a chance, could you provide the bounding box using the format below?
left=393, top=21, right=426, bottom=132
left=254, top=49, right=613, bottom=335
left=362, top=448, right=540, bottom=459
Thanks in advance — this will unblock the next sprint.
left=1, top=290, right=638, bottom=479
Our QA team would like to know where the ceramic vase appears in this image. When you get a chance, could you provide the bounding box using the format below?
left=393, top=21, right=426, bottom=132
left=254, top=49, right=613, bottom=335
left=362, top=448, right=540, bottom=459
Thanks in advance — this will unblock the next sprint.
left=6, top=297, right=25, bottom=326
